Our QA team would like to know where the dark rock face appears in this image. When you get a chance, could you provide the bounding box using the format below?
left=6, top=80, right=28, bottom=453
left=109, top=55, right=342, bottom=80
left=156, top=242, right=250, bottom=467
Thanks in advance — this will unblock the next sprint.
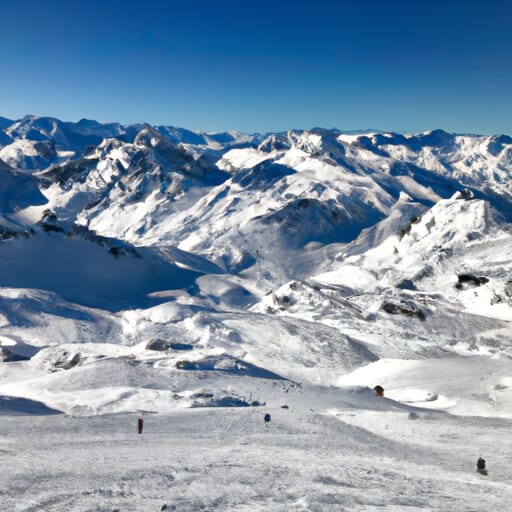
left=399, top=215, right=422, bottom=239
left=455, top=273, right=489, bottom=289
left=456, top=188, right=474, bottom=200
left=146, top=339, right=170, bottom=351
left=381, top=301, right=426, bottom=320
left=146, top=340, right=195, bottom=351
left=505, top=281, right=512, bottom=299
left=54, top=353, right=81, bottom=370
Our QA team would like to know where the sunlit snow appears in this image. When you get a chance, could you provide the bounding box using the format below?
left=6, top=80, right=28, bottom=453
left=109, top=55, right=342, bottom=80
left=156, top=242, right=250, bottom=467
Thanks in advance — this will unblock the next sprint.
left=0, top=117, right=511, bottom=510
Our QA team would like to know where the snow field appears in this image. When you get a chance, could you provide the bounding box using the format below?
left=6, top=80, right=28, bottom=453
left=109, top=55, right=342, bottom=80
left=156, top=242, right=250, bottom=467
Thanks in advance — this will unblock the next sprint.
left=1, top=404, right=511, bottom=511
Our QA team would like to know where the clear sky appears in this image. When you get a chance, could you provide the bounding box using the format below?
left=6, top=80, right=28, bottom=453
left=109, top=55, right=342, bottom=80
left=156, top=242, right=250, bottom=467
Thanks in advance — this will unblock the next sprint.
left=1, top=0, right=511, bottom=134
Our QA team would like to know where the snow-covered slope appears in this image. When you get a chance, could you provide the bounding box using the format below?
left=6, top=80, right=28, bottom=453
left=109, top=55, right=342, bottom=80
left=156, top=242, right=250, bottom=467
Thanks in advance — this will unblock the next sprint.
left=0, top=116, right=511, bottom=437
left=0, top=138, right=57, bottom=170
left=5, top=115, right=133, bottom=156
left=341, top=129, right=512, bottom=218
left=0, top=166, right=48, bottom=214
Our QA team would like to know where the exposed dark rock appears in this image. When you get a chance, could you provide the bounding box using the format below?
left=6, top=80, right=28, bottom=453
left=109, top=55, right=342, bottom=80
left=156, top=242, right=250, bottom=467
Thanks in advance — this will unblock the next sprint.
left=176, top=360, right=195, bottom=370
left=381, top=302, right=426, bottom=320
left=258, top=133, right=292, bottom=152
left=490, top=294, right=503, bottom=305
left=34, top=140, right=57, bottom=161
left=41, top=209, right=57, bottom=222
left=54, top=353, right=81, bottom=370
left=399, top=215, right=422, bottom=239
left=41, top=157, right=99, bottom=185
left=456, top=188, right=473, bottom=200
left=41, top=223, right=65, bottom=234
left=455, top=273, right=489, bottom=289
left=273, top=293, right=294, bottom=307
left=505, top=281, right=512, bottom=299
left=146, top=339, right=170, bottom=351
left=147, top=339, right=194, bottom=352
left=39, top=210, right=65, bottom=234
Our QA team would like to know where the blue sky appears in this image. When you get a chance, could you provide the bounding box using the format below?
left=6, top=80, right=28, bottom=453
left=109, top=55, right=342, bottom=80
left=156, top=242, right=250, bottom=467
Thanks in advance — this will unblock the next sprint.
left=1, top=0, right=511, bottom=134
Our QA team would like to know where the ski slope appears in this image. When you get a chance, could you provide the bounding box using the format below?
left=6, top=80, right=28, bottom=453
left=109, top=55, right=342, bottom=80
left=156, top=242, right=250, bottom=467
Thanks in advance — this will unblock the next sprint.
left=1, top=393, right=511, bottom=511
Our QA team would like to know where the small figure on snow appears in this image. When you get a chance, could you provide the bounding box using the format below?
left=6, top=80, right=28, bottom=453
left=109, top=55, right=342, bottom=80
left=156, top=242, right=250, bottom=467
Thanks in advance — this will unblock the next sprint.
left=477, top=457, right=488, bottom=475
left=374, top=385, right=384, bottom=397
left=264, top=413, right=271, bottom=426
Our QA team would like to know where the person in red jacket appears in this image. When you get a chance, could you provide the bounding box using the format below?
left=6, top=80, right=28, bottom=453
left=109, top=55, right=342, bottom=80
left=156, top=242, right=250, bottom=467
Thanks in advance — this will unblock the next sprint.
left=374, top=385, right=384, bottom=397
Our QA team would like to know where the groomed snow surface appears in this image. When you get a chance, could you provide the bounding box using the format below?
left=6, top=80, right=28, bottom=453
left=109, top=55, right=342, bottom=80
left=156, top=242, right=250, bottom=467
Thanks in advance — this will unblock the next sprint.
left=2, top=389, right=512, bottom=511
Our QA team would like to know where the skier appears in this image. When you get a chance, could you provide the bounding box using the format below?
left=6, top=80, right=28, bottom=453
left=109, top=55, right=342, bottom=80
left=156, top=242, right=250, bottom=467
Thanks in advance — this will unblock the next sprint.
left=374, top=385, right=384, bottom=397
left=264, top=413, right=271, bottom=426
left=477, top=457, right=488, bottom=475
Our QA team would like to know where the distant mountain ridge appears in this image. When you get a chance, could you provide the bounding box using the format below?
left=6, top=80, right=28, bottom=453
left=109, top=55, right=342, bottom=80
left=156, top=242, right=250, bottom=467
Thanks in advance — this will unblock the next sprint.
left=0, top=115, right=265, bottom=170
left=2, top=114, right=511, bottom=275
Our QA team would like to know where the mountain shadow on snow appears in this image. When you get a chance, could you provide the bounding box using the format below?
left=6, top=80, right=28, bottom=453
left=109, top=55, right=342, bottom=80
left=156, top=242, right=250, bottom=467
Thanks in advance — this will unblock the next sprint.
left=232, top=161, right=295, bottom=190
left=175, top=355, right=287, bottom=380
left=0, top=395, right=62, bottom=415
left=256, top=197, right=383, bottom=247
left=0, top=229, right=203, bottom=311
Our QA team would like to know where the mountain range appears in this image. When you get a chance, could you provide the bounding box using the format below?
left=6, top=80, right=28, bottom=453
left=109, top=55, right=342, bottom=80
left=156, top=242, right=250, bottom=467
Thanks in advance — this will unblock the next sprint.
left=0, top=115, right=511, bottom=418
